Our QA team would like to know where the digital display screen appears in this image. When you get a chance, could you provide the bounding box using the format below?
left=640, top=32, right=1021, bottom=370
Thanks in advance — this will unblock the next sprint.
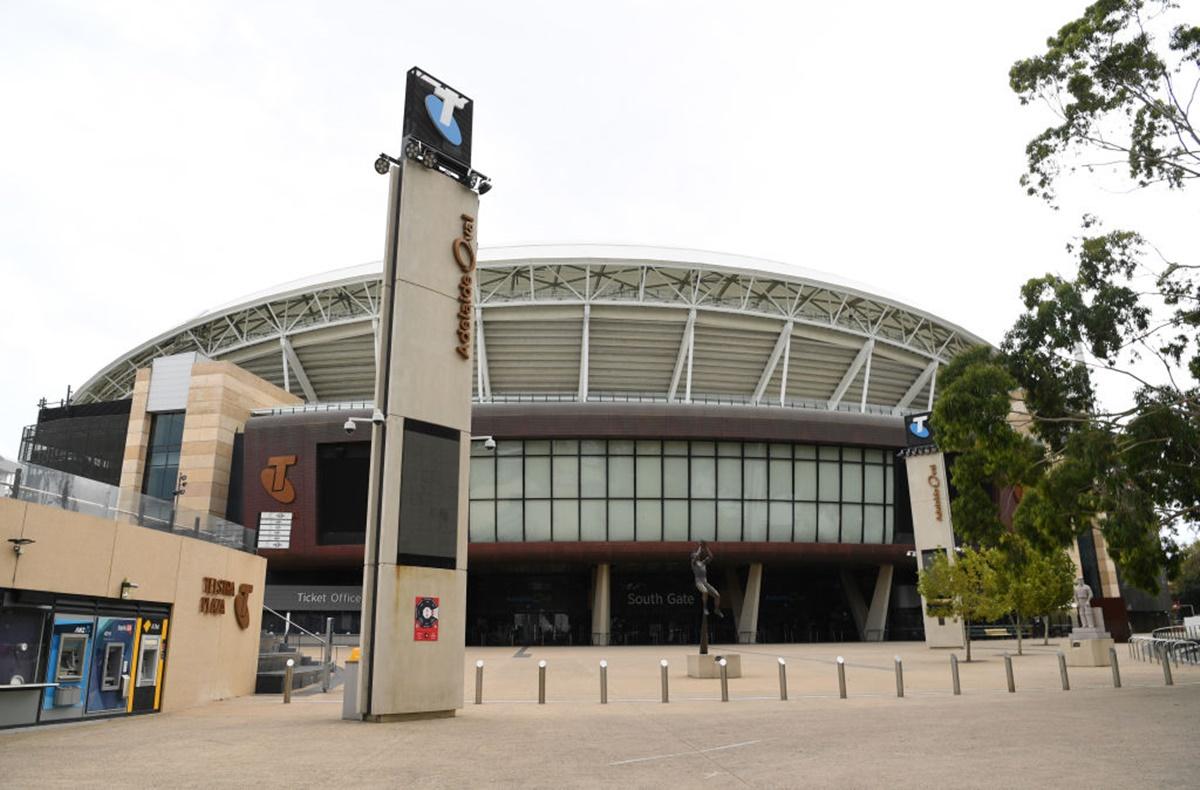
left=397, top=419, right=460, bottom=569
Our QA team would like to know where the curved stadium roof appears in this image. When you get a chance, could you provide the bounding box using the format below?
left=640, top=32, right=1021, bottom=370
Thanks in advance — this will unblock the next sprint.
left=76, top=245, right=987, bottom=416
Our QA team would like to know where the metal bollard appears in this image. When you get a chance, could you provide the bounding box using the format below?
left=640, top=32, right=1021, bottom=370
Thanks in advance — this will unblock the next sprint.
left=660, top=659, right=669, bottom=703
left=1109, top=647, right=1121, bottom=688
left=950, top=654, right=961, bottom=696
left=283, top=658, right=294, bottom=704
left=1057, top=652, right=1070, bottom=691
left=599, top=659, right=608, bottom=704
left=719, top=657, right=729, bottom=702
left=474, top=660, right=484, bottom=704
left=895, top=656, right=904, bottom=698
left=1159, top=646, right=1174, bottom=686
left=778, top=658, right=788, bottom=701
left=836, top=656, right=847, bottom=699
left=1004, top=654, right=1015, bottom=693
left=538, top=660, right=547, bottom=704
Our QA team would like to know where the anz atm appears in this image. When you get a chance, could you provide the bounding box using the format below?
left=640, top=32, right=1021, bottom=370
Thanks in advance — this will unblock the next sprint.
left=1, top=598, right=173, bottom=728
left=27, top=608, right=170, bottom=725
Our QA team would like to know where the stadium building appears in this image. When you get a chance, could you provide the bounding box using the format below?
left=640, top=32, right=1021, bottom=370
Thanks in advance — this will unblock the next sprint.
left=16, top=245, right=1159, bottom=646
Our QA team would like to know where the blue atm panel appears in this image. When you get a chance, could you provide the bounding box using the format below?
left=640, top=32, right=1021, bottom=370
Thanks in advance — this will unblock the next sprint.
left=41, top=615, right=95, bottom=722
left=86, top=617, right=137, bottom=714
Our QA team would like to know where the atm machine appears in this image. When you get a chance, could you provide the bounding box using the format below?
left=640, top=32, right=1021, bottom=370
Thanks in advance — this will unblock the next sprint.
left=85, top=616, right=138, bottom=716
left=41, top=614, right=95, bottom=722
left=130, top=617, right=167, bottom=713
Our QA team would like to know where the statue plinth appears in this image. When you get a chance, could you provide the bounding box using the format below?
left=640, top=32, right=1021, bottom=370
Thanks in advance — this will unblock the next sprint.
left=1067, top=605, right=1112, bottom=667
left=687, top=653, right=742, bottom=678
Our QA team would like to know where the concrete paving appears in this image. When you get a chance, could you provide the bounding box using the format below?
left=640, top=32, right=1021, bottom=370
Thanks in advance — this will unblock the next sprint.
left=2, top=640, right=1197, bottom=788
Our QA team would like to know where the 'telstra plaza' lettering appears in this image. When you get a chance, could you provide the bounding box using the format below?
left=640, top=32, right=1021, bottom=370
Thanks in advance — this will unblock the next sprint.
left=453, top=214, right=476, bottom=359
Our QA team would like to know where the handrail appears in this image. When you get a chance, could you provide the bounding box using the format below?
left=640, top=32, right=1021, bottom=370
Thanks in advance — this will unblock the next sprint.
left=262, top=605, right=328, bottom=646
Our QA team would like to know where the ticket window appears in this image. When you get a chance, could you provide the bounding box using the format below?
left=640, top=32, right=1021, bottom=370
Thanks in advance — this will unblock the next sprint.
left=56, top=635, right=88, bottom=682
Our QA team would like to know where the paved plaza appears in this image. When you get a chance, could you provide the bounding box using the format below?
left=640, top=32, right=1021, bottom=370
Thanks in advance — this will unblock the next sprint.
left=2, top=640, right=1197, bottom=788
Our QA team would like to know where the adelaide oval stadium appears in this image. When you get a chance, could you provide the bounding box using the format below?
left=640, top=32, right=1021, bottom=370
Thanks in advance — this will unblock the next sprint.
left=18, top=244, right=1146, bottom=647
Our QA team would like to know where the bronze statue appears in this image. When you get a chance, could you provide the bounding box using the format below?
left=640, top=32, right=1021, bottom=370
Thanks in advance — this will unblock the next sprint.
left=691, top=541, right=722, bottom=617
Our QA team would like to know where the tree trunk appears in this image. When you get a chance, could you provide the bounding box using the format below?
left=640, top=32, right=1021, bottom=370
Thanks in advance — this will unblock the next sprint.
left=1015, top=613, right=1023, bottom=656
left=1043, top=617, right=1050, bottom=645
left=964, top=619, right=972, bottom=662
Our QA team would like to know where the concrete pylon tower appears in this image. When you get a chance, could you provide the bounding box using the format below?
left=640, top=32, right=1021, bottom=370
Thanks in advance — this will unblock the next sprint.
left=357, top=68, right=489, bottom=721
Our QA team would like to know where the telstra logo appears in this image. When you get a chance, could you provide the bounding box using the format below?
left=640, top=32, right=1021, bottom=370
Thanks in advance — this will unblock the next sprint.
left=908, top=415, right=931, bottom=439
left=424, top=83, right=467, bottom=146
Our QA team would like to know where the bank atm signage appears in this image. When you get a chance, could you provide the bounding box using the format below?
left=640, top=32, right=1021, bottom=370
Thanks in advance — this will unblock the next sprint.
left=404, top=67, right=473, bottom=167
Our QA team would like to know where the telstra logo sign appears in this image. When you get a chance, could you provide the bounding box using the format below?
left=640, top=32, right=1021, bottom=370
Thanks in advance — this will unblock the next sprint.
left=908, top=414, right=931, bottom=439
left=422, top=79, right=467, bottom=146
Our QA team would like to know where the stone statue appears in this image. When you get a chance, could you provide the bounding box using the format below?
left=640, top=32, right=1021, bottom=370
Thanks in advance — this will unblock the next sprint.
left=691, top=541, right=723, bottom=618
left=1073, top=578, right=1094, bottom=629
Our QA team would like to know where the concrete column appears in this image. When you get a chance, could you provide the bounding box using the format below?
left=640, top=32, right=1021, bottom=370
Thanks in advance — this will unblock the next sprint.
left=591, top=563, right=610, bottom=646
left=864, top=564, right=894, bottom=641
left=738, top=563, right=763, bottom=644
left=840, top=569, right=868, bottom=639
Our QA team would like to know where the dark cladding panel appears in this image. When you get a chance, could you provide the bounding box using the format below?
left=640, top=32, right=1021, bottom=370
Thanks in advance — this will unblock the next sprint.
left=397, top=419, right=460, bottom=569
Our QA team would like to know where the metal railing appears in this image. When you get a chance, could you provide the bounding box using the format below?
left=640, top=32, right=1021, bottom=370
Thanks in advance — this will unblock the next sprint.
left=1128, top=635, right=1200, bottom=667
left=261, top=606, right=336, bottom=691
left=1, top=462, right=256, bottom=551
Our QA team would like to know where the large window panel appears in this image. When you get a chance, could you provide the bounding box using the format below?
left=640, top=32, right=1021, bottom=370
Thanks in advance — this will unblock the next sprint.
left=581, top=456, right=607, bottom=498
left=841, top=505, right=864, bottom=543
left=636, top=455, right=662, bottom=498
left=553, top=501, right=579, bottom=541
left=663, top=457, right=688, bottom=498
left=497, top=501, right=523, bottom=542
left=818, top=462, right=840, bottom=501
left=817, top=503, right=840, bottom=543
left=717, top=501, right=742, bottom=541
left=608, top=456, right=634, bottom=498
left=841, top=463, right=863, bottom=503
left=496, top=458, right=523, bottom=499
left=469, top=501, right=495, bottom=542
left=744, top=501, right=768, bottom=542
left=690, top=500, right=715, bottom=541
left=636, top=500, right=662, bottom=541
left=664, top=501, right=689, bottom=540
left=744, top=459, right=767, bottom=500
left=581, top=501, right=606, bottom=540
left=717, top=458, right=742, bottom=499
left=690, top=457, right=715, bottom=498
left=608, top=500, right=634, bottom=541
left=525, top=501, right=551, bottom=541
left=525, top=457, right=551, bottom=499
left=795, top=461, right=817, bottom=501
left=795, top=503, right=818, bottom=542
left=552, top=456, right=578, bottom=498
left=768, top=502, right=792, bottom=542
left=864, top=505, right=885, bottom=544
left=469, top=456, right=495, bottom=499
left=864, top=465, right=885, bottom=503
left=769, top=460, right=792, bottom=500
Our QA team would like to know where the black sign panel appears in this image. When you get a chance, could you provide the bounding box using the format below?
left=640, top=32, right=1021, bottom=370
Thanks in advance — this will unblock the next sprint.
left=403, top=67, right=473, bottom=167
left=397, top=418, right=460, bottom=569
left=904, top=411, right=935, bottom=447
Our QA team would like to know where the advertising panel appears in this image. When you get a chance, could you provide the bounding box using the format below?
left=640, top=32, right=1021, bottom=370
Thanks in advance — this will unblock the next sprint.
left=403, top=67, right=473, bottom=167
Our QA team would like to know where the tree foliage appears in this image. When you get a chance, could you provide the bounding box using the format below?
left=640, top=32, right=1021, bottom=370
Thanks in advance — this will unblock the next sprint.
left=1010, top=0, right=1200, bottom=203
left=917, top=547, right=1009, bottom=661
left=931, top=3, right=1200, bottom=593
left=1170, top=539, right=1200, bottom=611
left=995, top=537, right=1077, bottom=653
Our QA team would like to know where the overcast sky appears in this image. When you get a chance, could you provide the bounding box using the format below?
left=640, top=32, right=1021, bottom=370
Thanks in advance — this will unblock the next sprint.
left=1, top=1, right=1193, bottom=462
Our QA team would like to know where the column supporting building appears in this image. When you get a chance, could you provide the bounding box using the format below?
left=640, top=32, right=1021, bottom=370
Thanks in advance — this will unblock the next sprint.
left=591, top=562, right=610, bottom=646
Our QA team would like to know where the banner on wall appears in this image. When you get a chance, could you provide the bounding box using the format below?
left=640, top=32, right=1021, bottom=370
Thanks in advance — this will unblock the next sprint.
left=413, top=597, right=440, bottom=641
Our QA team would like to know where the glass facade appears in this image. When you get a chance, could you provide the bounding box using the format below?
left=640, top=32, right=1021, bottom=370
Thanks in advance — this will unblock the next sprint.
left=469, top=439, right=897, bottom=544
left=141, top=412, right=185, bottom=501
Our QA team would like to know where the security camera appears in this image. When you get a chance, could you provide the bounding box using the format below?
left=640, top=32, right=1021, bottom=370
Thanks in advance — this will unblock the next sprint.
left=484, top=437, right=496, bottom=451
left=371, top=409, right=385, bottom=425
left=344, top=418, right=357, bottom=435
